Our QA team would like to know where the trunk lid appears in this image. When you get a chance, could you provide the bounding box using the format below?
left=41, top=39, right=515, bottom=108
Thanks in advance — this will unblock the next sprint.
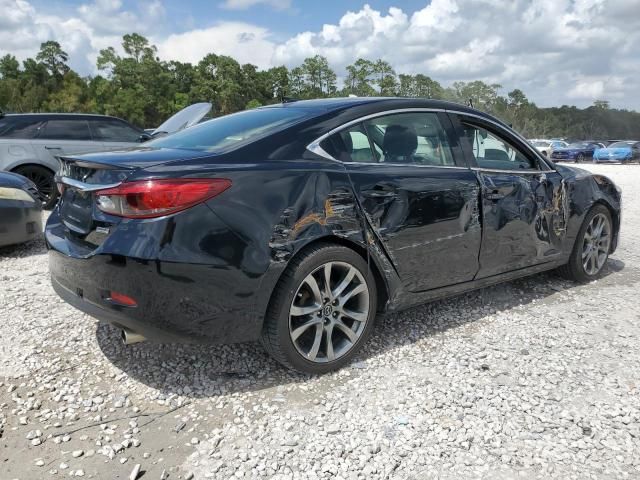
left=56, top=148, right=214, bottom=236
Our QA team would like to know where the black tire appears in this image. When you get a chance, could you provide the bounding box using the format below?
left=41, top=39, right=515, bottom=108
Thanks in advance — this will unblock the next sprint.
left=13, top=165, right=58, bottom=209
left=558, top=204, right=612, bottom=283
left=576, top=153, right=585, bottom=163
left=261, top=244, right=377, bottom=374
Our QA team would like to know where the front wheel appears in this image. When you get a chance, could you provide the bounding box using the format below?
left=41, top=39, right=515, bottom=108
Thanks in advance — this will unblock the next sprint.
left=558, top=205, right=612, bottom=282
left=576, top=153, right=585, bottom=163
left=262, top=244, right=377, bottom=374
left=13, top=165, right=58, bottom=209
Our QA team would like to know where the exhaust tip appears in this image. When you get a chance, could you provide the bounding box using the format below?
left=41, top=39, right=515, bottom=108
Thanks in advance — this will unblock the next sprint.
left=121, top=328, right=146, bottom=345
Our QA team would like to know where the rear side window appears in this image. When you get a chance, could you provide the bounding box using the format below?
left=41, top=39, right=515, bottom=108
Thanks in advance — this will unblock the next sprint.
left=89, top=119, right=141, bottom=142
left=0, top=117, right=44, bottom=139
left=40, top=119, right=92, bottom=141
left=145, top=107, right=309, bottom=152
left=321, top=112, right=456, bottom=166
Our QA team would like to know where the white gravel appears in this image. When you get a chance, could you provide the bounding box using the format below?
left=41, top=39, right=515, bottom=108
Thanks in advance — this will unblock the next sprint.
left=1, top=163, right=639, bottom=479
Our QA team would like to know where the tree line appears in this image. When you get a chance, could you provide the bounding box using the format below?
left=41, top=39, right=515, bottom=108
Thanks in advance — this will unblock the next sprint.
left=1, top=34, right=639, bottom=140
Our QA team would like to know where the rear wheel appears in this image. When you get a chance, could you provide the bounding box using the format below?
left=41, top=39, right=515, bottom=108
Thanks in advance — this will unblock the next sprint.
left=558, top=205, right=612, bottom=282
left=576, top=153, right=585, bottom=163
left=261, top=244, right=377, bottom=374
left=13, top=165, right=58, bottom=209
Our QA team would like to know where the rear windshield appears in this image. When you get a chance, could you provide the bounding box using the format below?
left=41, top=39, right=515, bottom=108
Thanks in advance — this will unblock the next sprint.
left=145, top=108, right=309, bottom=152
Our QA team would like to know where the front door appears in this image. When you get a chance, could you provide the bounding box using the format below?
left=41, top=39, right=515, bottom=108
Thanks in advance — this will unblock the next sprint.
left=452, top=114, right=566, bottom=279
left=320, top=110, right=482, bottom=292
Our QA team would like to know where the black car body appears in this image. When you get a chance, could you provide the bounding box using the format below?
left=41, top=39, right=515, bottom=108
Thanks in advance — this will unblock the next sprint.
left=46, top=98, right=621, bottom=373
left=0, top=171, right=42, bottom=247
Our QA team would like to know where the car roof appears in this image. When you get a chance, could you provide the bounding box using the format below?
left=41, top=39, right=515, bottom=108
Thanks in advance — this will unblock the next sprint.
left=1, top=113, right=129, bottom=122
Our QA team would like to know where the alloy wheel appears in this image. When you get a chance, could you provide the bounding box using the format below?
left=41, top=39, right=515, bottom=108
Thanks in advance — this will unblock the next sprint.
left=289, top=261, right=370, bottom=363
left=576, top=153, right=585, bottom=163
left=17, top=167, right=53, bottom=204
left=582, top=213, right=611, bottom=276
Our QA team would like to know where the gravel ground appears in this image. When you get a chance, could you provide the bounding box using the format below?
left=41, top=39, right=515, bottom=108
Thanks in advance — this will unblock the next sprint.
left=1, top=163, right=639, bottom=480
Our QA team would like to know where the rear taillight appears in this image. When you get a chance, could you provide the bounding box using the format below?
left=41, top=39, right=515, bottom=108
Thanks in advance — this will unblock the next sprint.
left=95, top=178, right=231, bottom=218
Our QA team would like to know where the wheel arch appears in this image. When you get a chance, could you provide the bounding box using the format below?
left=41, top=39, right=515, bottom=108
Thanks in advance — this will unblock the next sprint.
left=262, top=235, right=392, bottom=325
left=10, top=161, right=56, bottom=176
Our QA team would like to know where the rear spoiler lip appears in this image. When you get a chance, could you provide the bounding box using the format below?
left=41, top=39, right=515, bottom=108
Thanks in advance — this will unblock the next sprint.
left=55, top=175, right=122, bottom=192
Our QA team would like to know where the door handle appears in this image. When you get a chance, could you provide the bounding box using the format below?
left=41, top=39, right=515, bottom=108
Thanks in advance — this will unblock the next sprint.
left=485, top=190, right=505, bottom=201
left=362, top=190, right=396, bottom=199
left=45, top=146, right=62, bottom=150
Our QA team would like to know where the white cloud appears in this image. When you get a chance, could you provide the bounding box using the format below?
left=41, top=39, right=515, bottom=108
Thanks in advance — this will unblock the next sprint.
left=271, top=1, right=640, bottom=109
left=157, top=22, right=275, bottom=68
left=1, top=0, right=639, bottom=109
left=221, top=0, right=291, bottom=10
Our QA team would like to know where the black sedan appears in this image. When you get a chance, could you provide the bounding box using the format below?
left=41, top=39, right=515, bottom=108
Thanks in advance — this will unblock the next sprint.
left=46, top=98, right=621, bottom=373
left=0, top=171, right=42, bottom=248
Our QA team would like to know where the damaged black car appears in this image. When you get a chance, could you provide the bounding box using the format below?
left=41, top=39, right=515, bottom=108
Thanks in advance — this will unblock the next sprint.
left=46, top=98, right=621, bottom=373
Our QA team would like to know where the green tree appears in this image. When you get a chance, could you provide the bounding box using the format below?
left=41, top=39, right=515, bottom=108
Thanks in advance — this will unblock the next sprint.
left=36, top=41, right=69, bottom=77
left=0, top=54, right=20, bottom=79
left=373, top=59, right=396, bottom=95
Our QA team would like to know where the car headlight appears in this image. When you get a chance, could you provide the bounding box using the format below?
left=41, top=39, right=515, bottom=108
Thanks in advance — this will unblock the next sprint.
left=0, top=187, right=36, bottom=203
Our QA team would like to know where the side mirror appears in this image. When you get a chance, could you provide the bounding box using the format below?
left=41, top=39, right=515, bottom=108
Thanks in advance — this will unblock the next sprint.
left=138, top=133, right=151, bottom=142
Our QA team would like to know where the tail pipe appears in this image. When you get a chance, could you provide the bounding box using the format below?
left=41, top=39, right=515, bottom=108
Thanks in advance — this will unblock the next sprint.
left=121, top=328, right=146, bottom=345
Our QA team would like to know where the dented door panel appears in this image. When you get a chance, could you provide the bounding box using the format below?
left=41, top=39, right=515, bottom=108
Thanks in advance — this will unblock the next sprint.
left=346, top=164, right=482, bottom=292
left=475, top=170, right=567, bottom=278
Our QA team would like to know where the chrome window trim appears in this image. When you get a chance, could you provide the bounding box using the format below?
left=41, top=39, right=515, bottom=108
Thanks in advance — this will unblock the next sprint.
left=56, top=176, right=121, bottom=192
left=471, top=167, right=547, bottom=175
left=344, top=162, right=468, bottom=170
left=305, top=106, right=555, bottom=173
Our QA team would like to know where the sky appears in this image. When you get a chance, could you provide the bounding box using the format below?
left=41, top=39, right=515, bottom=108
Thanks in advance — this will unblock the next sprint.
left=1, top=0, right=639, bottom=110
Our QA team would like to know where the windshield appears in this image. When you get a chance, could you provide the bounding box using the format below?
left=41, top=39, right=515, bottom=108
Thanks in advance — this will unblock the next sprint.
left=567, top=143, right=588, bottom=149
left=146, top=108, right=310, bottom=152
left=609, top=142, right=632, bottom=148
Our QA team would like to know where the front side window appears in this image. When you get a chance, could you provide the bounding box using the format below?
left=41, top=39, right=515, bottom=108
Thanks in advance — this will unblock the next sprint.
left=40, top=119, right=92, bottom=141
left=321, top=112, right=455, bottom=166
left=0, top=117, right=44, bottom=139
left=90, top=119, right=141, bottom=142
left=462, top=124, right=538, bottom=171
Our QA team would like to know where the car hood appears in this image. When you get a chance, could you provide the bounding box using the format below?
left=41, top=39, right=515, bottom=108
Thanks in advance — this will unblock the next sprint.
left=151, top=102, right=212, bottom=136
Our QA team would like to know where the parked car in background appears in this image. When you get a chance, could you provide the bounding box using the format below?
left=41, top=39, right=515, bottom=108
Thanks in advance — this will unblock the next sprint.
left=530, top=139, right=568, bottom=158
left=47, top=97, right=621, bottom=374
left=0, top=113, right=149, bottom=208
left=0, top=103, right=212, bottom=209
left=550, top=142, right=604, bottom=163
left=0, top=171, right=42, bottom=248
left=594, top=141, right=640, bottom=163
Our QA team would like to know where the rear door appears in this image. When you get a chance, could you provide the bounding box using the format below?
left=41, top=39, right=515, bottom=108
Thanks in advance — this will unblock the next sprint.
left=451, top=113, right=566, bottom=278
left=320, top=110, right=482, bottom=292
left=31, top=118, right=106, bottom=170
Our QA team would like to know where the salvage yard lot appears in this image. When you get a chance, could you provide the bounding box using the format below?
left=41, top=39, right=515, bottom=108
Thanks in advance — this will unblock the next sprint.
left=1, top=163, right=639, bottom=480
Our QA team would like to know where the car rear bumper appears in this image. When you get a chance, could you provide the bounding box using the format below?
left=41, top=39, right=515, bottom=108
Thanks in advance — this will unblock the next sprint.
left=0, top=202, right=42, bottom=248
left=46, top=206, right=267, bottom=345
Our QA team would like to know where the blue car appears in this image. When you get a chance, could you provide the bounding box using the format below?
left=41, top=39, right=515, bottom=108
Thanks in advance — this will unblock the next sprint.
left=594, top=141, right=640, bottom=164
left=550, top=142, right=605, bottom=163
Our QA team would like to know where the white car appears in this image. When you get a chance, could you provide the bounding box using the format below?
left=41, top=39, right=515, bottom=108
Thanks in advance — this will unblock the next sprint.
left=530, top=139, right=568, bottom=158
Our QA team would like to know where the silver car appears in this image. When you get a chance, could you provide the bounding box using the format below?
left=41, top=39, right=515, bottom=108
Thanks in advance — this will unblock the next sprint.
left=0, top=103, right=212, bottom=209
